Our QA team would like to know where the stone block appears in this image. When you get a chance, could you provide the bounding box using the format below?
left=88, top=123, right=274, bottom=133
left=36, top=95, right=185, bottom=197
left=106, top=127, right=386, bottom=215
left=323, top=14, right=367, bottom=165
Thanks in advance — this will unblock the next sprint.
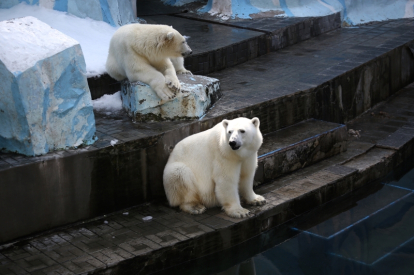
left=0, top=16, right=96, bottom=156
left=0, top=0, right=137, bottom=26
left=121, top=74, right=221, bottom=122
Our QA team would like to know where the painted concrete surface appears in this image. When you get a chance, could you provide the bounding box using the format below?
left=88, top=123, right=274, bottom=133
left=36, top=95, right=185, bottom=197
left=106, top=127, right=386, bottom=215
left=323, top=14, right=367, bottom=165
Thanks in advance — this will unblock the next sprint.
left=121, top=74, right=221, bottom=122
left=0, top=17, right=96, bottom=156
left=175, top=0, right=414, bottom=25
left=0, top=0, right=136, bottom=26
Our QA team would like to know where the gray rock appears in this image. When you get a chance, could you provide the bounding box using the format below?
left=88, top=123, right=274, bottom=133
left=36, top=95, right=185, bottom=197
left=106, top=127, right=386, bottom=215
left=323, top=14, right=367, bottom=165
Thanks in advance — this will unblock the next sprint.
left=121, top=74, right=221, bottom=122
left=0, top=17, right=96, bottom=156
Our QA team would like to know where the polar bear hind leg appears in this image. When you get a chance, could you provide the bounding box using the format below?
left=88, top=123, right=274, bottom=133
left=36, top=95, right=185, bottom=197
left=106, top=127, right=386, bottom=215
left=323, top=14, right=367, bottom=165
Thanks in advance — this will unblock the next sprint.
left=163, top=162, right=206, bottom=214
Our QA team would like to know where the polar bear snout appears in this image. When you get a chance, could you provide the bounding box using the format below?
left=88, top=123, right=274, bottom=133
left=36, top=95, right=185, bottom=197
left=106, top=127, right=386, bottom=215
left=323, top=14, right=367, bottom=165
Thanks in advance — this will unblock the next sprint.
left=182, top=48, right=192, bottom=57
left=181, top=41, right=192, bottom=57
left=229, top=140, right=240, bottom=150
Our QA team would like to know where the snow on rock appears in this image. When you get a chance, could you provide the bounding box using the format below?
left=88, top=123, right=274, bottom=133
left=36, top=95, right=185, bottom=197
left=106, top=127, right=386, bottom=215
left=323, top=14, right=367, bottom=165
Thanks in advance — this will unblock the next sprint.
left=121, top=74, right=221, bottom=122
left=0, top=16, right=78, bottom=73
left=0, top=16, right=96, bottom=156
left=0, top=0, right=137, bottom=27
left=0, top=4, right=119, bottom=77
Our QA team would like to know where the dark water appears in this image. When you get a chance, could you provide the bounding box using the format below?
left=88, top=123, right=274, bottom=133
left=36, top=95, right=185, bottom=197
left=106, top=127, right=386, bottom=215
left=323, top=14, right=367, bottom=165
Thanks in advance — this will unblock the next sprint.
left=155, top=163, right=414, bottom=275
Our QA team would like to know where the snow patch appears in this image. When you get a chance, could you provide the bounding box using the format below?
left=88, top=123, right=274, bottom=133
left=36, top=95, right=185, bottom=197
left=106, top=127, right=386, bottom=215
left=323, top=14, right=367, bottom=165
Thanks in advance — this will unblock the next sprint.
left=0, top=16, right=78, bottom=73
left=92, top=91, right=123, bottom=113
left=0, top=3, right=118, bottom=77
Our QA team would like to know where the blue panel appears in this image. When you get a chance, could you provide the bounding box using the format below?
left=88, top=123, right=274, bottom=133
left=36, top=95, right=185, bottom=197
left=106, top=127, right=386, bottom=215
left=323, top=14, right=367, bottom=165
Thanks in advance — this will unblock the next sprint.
left=99, top=0, right=116, bottom=27
left=279, top=0, right=294, bottom=17
left=198, top=0, right=213, bottom=13
left=54, top=0, right=68, bottom=12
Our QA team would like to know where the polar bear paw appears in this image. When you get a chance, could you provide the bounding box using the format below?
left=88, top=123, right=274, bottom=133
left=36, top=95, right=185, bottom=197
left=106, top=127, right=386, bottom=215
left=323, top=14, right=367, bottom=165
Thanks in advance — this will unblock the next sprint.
left=246, top=195, right=266, bottom=206
left=176, top=69, right=193, bottom=75
left=165, top=76, right=181, bottom=94
left=180, top=203, right=207, bottom=215
left=225, top=207, right=250, bottom=219
left=153, top=81, right=176, bottom=100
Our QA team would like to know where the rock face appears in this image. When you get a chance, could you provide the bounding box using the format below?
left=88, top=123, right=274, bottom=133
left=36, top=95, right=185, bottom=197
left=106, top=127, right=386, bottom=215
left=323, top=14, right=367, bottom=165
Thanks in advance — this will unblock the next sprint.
left=121, top=74, right=221, bottom=122
left=0, top=16, right=96, bottom=156
left=0, top=0, right=137, bottom=26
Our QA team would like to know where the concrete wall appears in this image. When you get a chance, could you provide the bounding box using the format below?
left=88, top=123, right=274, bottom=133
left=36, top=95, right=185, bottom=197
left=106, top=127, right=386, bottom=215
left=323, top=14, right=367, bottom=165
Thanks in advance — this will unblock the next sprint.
left=196, top=0, right=414, bottom=25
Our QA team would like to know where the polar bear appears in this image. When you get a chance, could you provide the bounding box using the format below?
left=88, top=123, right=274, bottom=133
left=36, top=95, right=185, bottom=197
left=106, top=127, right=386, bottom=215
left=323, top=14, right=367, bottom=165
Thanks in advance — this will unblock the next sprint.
left=163, top=117, right=266, bottom=218
left=105, top=24, right=192, bottom=102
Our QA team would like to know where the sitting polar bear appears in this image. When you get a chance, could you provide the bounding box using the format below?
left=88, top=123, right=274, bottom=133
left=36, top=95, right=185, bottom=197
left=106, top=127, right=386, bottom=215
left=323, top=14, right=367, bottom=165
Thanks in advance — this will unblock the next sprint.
left=163, top=117, right=266, bottom=218
left=105, top=24, right=192, bottom=101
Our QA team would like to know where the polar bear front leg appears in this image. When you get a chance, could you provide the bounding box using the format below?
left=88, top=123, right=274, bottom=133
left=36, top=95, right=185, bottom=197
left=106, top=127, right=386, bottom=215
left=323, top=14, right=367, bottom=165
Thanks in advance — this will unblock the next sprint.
left=239, top=157, right=266, bottom=206
left=126, top=57, right=175, bottom=101
left=171, top=57, right=192, bottom=75
left=214, top=173, right=250, bottom=218
left=163, top=59, right=181, bottom=94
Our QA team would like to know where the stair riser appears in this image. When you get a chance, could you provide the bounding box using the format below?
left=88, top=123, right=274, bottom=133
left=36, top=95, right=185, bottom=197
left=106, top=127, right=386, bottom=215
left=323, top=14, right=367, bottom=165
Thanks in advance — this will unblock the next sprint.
left=255, top=125, right=348, bottom=184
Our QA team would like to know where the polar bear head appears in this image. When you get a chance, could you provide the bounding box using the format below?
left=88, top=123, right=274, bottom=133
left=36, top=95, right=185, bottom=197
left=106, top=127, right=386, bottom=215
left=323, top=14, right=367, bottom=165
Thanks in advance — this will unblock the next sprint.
left=157, top=27, right=192, bottom=58
left=222, top=117, right=263, bottom=152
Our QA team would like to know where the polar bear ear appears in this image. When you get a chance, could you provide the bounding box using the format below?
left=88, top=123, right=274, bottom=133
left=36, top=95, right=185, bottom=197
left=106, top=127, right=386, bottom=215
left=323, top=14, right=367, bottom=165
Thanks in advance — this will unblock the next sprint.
left=222, top=119, right=229, bottom=128
left=251, top=117, right=260, bottom=128
left=166, top=32, right=175, bottom=41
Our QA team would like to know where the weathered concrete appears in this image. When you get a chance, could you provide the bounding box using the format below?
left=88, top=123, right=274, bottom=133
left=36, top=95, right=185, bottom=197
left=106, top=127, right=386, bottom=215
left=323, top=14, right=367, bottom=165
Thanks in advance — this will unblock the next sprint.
left=121, top=74, right=221, bottom=122
left=0, top=84, right=413, bottom=274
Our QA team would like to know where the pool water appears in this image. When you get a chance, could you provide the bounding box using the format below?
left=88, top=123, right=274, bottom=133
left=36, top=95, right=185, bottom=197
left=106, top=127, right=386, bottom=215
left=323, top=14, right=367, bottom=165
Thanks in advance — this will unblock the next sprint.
left=155, top=164, right=414, bottom=275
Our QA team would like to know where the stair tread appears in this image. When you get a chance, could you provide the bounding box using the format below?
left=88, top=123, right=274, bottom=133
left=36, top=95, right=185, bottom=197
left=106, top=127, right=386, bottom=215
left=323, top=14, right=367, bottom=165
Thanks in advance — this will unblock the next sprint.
left=142, top=15, right=263, bottom=56
left=259, top=119, right=343, bottom=157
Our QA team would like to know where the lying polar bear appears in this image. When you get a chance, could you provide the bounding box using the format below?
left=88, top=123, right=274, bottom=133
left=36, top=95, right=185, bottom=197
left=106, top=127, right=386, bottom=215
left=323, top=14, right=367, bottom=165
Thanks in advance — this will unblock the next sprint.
left=106, top=24, right=192, bottom=101
left=163, top=117, right=266, bottom=218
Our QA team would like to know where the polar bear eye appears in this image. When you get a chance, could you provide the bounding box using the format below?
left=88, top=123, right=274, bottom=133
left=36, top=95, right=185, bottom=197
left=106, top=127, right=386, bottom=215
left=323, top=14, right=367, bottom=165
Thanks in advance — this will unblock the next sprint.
left=228, top=130, right=232, bottom=134
left=240, top=130, right=245, bottom=133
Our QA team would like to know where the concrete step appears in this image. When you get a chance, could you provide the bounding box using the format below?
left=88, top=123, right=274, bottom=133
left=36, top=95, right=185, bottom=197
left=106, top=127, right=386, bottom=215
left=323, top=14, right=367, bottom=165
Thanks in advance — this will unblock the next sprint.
left=1, top=83, right=413, bottom=274
left=256, top=119, right=348, bottom=185
left=88, top=11, right=341, bottom=98
left=1, top=19, right=413, bottom=244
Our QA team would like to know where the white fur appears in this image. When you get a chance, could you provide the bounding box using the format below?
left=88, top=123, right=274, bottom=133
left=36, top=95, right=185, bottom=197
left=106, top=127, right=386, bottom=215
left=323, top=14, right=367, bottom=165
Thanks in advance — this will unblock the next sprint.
left=163, top=117, right=266, bottom=218
left=105, top=24, right=192, bottom=102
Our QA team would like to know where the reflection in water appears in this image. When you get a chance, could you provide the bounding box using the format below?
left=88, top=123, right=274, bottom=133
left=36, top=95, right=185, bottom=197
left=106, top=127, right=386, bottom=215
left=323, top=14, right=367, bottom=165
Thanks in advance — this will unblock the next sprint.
left=219, top=166, right=414, bottom=275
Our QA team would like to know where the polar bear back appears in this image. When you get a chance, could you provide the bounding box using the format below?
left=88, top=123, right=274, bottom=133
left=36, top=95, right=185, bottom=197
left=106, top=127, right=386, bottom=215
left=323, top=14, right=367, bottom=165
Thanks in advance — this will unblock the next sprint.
left=168, top=125, right=221, bottom=173
left=105, top=23, right=185, bottom=82
left=108, top=24, right=179, bottom=58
